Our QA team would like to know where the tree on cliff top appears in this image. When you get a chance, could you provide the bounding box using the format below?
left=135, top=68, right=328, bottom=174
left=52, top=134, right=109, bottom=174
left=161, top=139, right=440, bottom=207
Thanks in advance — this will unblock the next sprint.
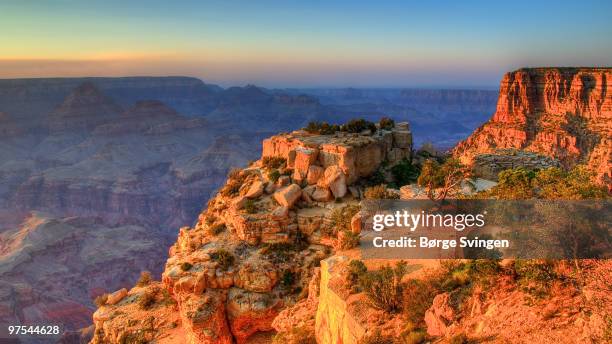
left=417, top=158, right=468, bottom=201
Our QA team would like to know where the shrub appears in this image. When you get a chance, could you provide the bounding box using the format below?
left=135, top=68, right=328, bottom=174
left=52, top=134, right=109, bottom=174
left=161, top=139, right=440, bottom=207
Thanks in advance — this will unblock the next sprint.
left=379, top=117, right=395, bottom=130
left=220, top=179, right=242, bottom=197
left=94, top=293, right=109, bottom=307
left=211, top=249, right=235, bottom=271
left=227, top=168, right=241, bottom=179
left=136, top=271, right=152, bottom=287
left=342, top=118, right=377, bottom=133
left=325, top=205, right=360, bottom=237
left=261, top=242, right=297, bottom=263
left=180, top=262, right=193, bottom=271
left=268, top=169, right=281, bottom=183
left=402, top=279, right=438, bottom=325
left=359, top=262, right=407, bottom=313
left=347, top=260, right=367, bottom=293
left=244, top=199, right=257, bottom=214
left=262, top=156, right=286, bottom=169
left=208, top=223, right=225, bottom=235
left=417, top=158, right=467, bottom=201
left=339, top=230, right=360, bottom=249
left=391, top=159, right=420, bottom=187
left=364, top=184, right=399, bottom=199
left=304, top=121, right=341, bottom=135
left=139, top=290, right=156, bottom=310
left=514, top=259, right=557, bottom=298
left=281, top=270, right=297, bottom=291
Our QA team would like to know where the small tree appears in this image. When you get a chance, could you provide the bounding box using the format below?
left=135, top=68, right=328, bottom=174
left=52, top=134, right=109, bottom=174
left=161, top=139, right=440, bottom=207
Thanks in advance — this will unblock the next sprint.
left=417, top=158, right=468, bottom=201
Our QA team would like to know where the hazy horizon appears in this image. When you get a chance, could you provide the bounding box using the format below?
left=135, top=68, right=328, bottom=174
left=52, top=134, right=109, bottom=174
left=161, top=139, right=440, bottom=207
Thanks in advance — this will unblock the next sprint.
left=2, top=0, right=611, bottom=88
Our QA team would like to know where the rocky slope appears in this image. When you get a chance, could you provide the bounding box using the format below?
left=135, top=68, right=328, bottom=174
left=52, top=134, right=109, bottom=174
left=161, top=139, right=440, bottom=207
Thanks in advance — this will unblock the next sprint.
left=454, top=67, right=612, bottom=188
left=89, top=123, right=414, bottom=344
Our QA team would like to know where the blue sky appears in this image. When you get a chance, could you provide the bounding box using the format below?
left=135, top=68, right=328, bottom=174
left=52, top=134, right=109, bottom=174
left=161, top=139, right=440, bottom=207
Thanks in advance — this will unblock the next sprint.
left=0, top=0, right=610, bottom=87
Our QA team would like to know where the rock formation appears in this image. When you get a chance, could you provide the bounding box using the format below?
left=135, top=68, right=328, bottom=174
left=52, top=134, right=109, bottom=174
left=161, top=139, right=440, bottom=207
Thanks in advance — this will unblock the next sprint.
left=89, top=123, right=413, bottom=344
left=454, top=68, right=611, bottom=188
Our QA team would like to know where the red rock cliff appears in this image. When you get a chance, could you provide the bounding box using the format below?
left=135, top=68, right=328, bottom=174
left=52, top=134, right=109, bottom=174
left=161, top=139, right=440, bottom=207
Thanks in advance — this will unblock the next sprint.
left=454, top=67, right=612, bottom=187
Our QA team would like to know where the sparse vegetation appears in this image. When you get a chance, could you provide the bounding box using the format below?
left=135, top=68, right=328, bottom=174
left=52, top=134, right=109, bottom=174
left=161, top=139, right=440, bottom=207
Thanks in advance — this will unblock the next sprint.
left=342, top=118, right=377, bottom=133
left=304, top=121, right=341, bottom=135
left=379, top=117, right=395, bottom=130
left=338, top=230, right=360, bottom=249
left=210, top=249, right=235, bottom=271
left=262, top=156, right=286, bottom=169
left=94, top=293, right=109, bottom=307
left=347, top=259, right=367, bottom=293
left=180, top=262, right=193, bottom=271
left=364, top=184, right=399, bottom=199
left=513, top=259, right=557, bottom=298
left=400, top=330, right=427, bottom=344
left=359, top=261, right=408, bottom=313
left=268, top=169, right=281, bottom=182
left=136, top=271, right=152, bottom=287
left=417, top=158, right=467, bottom=201
left=390, top=158, right=420, bottom=187
left=325, top=204, right=360, bottom=237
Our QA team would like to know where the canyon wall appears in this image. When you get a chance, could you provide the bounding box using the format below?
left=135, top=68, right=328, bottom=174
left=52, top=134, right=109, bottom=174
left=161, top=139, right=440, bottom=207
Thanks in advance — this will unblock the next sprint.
left=454, top=68, right=611, bottom=187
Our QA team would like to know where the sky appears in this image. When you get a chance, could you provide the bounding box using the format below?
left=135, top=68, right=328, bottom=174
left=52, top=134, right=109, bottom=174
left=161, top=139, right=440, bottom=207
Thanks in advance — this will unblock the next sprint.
left=1, top=0, right=611, bottom=88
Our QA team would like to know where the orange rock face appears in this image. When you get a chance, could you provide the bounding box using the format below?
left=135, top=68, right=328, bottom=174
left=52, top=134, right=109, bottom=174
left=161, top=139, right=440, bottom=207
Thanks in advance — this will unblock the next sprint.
left=454, top=68, right=612, bottom=188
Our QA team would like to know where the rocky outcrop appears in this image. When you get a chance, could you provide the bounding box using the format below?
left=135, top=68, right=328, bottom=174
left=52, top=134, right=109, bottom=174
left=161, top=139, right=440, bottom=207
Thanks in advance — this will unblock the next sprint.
left=454, top=68, right=612, bottom=188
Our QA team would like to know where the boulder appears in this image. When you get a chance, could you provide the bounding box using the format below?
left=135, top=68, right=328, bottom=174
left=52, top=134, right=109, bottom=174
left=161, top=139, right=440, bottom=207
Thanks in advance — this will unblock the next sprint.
left=233, top=196, right=248, bottom=209
left=273, top=184, right=302, bottom=208
left=294, top=148, right=319, bottom=182
left=311, top=187, right=333, bottom=202
left=245, top=180, right=264, bottom=199
left=234, top=263, right=278, bottom=293
left=306, top=165, right=325, bottom=185
left=277, top=175, right=291, bottom=187
left=350, top=212, right=362, bottom=234
left=271, top=206, right=289, bottom=220
left=106, top=288, right=127, bottom=305
left=424, top=293, right=455, bottom=337
left=317, top=165, right=347, bottom=198
left=265, top=182, right=276, bottom=194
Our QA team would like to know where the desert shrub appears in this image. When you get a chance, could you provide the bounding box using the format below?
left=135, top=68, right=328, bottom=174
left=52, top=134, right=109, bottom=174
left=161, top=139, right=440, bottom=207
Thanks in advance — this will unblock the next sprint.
left=180, top=262, right=193, bottom=271
left=262, top=156, right=286, bottom=169
left=244, top=199, right=257, bottom=214
left=341, top=118, right=377, bottom=133
left=347, top=260, right=368, bottom=293
left=359, top=261, right=408, bottom=313
left=402, top=279, right=438, bottom=325
left=513, top=259, right=557, bottom=298
left=94, top=293, right=109, bottom=307
left=136, top=271, right=152, bottom=287
left=220, top=177, right=243, bottom=197
left=365, top=169, right=387, bottom=186
left=379, top=117, right=395, bottom=130
left=359, top=330, right=394, bottom=344
left=417, top=158, right=467, bottom=201
left=364, top=184, right=399, bottom=199
left=138, top=290, right=156, bottom=310
left=268, top=169, right=281, bottom=182
left=208, top=223, right=225, bottom=235
left=391, top=159, right=420, bottom=187
left=280, top=270, right=297, bottom=292
left=449, top=333, right=469, bottom=344
left=261, top=242, right=298, bottom=263
left=325, top=204, right=360, bottom=237
left=210, top=249, right=235, bottom=271
left=339, top=230, right=360, bottom=249
left=304, top=121, right=341, bottom=135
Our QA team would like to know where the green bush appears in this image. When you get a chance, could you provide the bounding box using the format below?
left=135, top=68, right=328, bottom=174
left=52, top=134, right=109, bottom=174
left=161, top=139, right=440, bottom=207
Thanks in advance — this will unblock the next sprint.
left=325, top=204, right=360, bottom=237
left=268, top=169, right=281, bottom=182
left=262, top=156, right=287, bottom=169
left=180, top=262, right=193, bottom=271
left=379, top=117, right=395, bottom=130
left=359, top=262, right=407, bottom=313
left=391, top=159, right=420, bottom=186
left=280, top=270, right=297, bottom=291
left=347, top=260, right=368, bottom=293
left=339, top=230, right=360, bottom=249
left=304, top=121, right=341, bottom=135
left=402, top=279, right=438, bottom=325
left=211, top=249, right=235, bottom=271
left=136, top=271, right=152, bottom=287
left=342, top=118, right=377, bottom=133
left=514, top=259, right=557, bottom=298
left=364, top=184, right=399, bottom=199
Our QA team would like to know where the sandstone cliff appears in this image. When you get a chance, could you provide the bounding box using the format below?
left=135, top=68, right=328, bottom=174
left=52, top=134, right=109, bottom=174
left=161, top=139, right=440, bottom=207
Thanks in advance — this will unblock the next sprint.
left=454, top=68, right=611, bottom=188
left=89, top=122, right=413, bottom=344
